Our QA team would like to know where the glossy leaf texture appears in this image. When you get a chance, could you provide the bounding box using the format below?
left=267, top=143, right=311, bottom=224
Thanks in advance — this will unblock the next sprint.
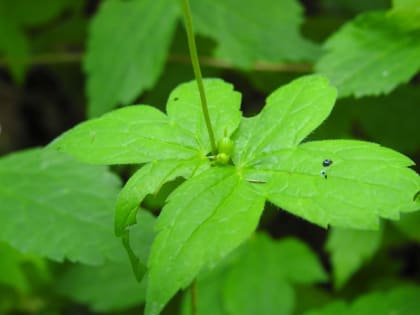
left=145, top=167, right=265, bottom=315
left=316, top=3, right=420, bottom=98
left=51, top=79, right=241, bottom=165
left=232, top=75, right=419, bottom=229
left=0, top=148, right=124, bottom=264
left=85, top=0, right=179, bottom=117
left=233, top=75, right=337, bottom=166
left=246, top=140, right=420, bottom=229
left=326, top=227, right=382, bottom=289
left=303, top=285, right=420, bottom=315
left=166, top=79, right=242, bottom=152
left=191, top=0, right=320, bottom=68
left=181, top=233, right=327, bottom=315
left=50, top=106, right=199, bottom=165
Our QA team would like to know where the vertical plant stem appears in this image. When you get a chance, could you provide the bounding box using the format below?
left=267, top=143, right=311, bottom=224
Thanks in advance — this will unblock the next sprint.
left=181, top=0, right=217, bottom=154
left=191, top=279, right=198, bottom=315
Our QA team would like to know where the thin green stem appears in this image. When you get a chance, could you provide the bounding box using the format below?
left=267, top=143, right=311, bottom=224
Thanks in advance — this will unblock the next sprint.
left=181, top=0, right=217, bottom=154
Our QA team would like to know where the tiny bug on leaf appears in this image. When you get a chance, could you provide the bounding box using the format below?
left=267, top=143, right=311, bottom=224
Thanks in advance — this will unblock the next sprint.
left=320, top=169, right=327, bottom=179
left=322, top=159, right=333, bottom=167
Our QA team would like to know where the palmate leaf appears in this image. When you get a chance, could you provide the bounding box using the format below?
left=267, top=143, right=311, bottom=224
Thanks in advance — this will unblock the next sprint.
left=146, top=167, right=265, bottom=315
left=0, top=149, right=124, bottom=265
left=233, top=75, right=419, bottom=229
left=51, top=79, right=241, bottom=165
left=315, top=5, right=420, bottom=98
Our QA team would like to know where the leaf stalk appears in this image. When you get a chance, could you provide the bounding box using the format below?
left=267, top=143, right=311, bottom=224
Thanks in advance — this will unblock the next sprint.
left=181, top=0, right=217, bottom=154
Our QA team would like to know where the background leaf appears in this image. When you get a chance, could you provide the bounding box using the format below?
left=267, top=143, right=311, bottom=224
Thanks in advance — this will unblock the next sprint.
left=57, top=259, right=146, bottom=312
left=316, top=9, right=420, bottom=98
left=85, top=0, right=179, bottom=116
left=146, top=167, right=265, bottom=315
left=326, top=227, right=383, bottom=289
left=304, top=285, right=420, bottom=315
left=0, top=148, right=124, bottom=264
left=222, top=234, right=327, bottom=315
left=191, top=0, right=320, bottom=68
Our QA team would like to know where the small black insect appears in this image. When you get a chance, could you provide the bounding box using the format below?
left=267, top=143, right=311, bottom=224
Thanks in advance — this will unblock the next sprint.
left=320, top=169, right=327, bottom=179
left=322, top=159, right=333, bottom=167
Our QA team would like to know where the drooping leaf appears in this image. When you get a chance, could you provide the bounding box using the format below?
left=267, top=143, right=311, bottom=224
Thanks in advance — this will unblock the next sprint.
left=316, top=9, right=420, bottom=98
left=191, top=0, right=320, bottom=68
left=222, top=234, right=327, bottom=315
left=326, top=227, right=383, bottom=289
left=233, top=75, right=337, bottom=166
left=85, top=0, right=179, bottom=117
left=115, top=159, right=208, bottom=236
left=145, top=167, right=265, bottom=315
left=166, top=79, right=242, bottom=152
left=246, top=140, right=420, bottom=229
left=304, top=285, right=420, bottom=315
left=0, top=148, right=124, bottom=264
left=50, top=106, right=199, bottom=165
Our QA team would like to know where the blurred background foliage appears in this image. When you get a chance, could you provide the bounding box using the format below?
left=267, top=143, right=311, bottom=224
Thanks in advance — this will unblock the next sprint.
left=0, top=0, right=419, bottom=314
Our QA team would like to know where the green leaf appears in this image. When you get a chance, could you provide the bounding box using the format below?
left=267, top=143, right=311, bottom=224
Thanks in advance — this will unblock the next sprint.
left=0, top=243, right=28, bottom=293
left=326, top=227, right=383, bottom=289
left=316, top=10, right=420, bottom=98
left=304, top=285, right=420, bottom=315
left=115, top=159, right=208, bottom=236
left=180, top=233, right=326, bottom=315
left=85, top=0, right=179, bottom=117
left=0, top=148, right=124, bottom=264
left=233, top=75, right=337, bottom=166
left=191, top=0, right=320, bottom=68
left=58, top=260, right=146, bottom=312
left=393, top=211, right=420, bottom=242
left=145, top=167, right=265, bottom=315
left=0, top=17, right=29, bottom=81
left=222, top=234, right=327, bottom=315
left=246, top=140, right=420, bottom=229
left=166, top=79, right=242, bottom=152
left=303, top=301, right=348, bottom=315
left=313, top=85, right=420, bottom=154
left=57, top=209, right=155, bottom=312
left=50, top=106, right=200, bottom=165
